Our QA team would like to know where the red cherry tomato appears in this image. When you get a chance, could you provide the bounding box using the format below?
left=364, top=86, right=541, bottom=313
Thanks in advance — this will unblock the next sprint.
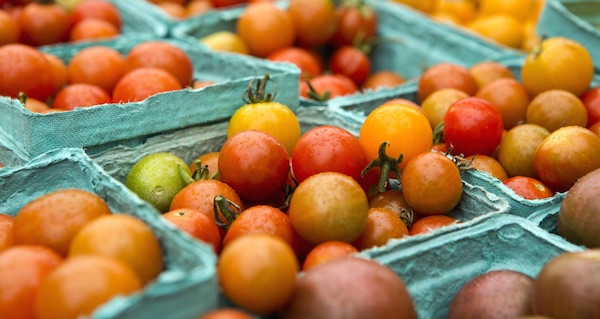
left=218, top=130, right=290, bottom=201
left=581, top=86, right=600, bottom=128
left=210, top=0, right=248, bottom=8
left=291, top=125, right=366, bottom=184
left=330, top=46, right=371, bottom=87
left=301, top=74, right=358, bottom=100
left=266, top=47, right=322, bottom=80
left=443, top=97, right=504, bottom=157
left=330, top=3, right=377, bottom=48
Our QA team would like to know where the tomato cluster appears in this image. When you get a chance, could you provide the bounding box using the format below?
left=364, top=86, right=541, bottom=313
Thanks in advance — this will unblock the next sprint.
left=390, top=0, right=545, bottom=51
left=0, top=40, right=199, bottom=113
left=419, top=36, right=600, bottom=195
left=0, top=0, right=121, bottom=46
left=147, top=0, right=272, bottom=20
left=198, top=0, right=407, bottom=101
left=122, top=74, right=481, bottom=316
left=0, top=189, right=162, bottom=319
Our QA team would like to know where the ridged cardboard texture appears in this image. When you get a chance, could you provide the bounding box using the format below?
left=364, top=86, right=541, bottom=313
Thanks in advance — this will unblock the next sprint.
left=360, top=213, right=585, bottom=319
left=0, top=148, right=218, bottom=319
left=106, top=0, right=169, bottom=37
left=0, top=34, right=299, bottom=160
left=538, top=0, right=600, bottom=68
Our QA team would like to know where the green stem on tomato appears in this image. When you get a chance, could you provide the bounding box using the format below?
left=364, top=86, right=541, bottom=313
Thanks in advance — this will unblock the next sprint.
left=305, top=79, right=331, bottom=101
left=242, top=73, right=277, bottom=104
left=178, top=165, right=196, bottom=186
left=213, top=194, right=241, bottom=230
left=433, top=121, right=445, bottom=145
left=361, top=141, right=403, bottom=193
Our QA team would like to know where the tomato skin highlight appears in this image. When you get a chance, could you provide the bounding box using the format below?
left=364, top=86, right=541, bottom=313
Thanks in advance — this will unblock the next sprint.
left=443, top=97, right=504, bottom=157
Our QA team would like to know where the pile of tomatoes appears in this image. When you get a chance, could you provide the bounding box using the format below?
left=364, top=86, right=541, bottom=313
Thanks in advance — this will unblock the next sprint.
left=0, top=39, right=200, bottom=113
left=197, top=0, right=407, bottom=101
left=0, top=0, right=122, bottom=46
left=0, top=189, right=163, bottom=319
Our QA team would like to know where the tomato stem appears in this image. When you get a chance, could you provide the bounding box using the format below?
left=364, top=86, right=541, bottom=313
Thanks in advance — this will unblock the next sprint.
left=444, top=146, right=474, bottom=171
left=305, top=79, right=331, bottom=101
left=213, top=195, right=241, bottom=230
left=532, top=33, right=547, bottom=58
left=178, top=165, right=196, bottom=186
left=278, top=174, right=298, bottom=211
left=17, top=92, right=27, bottom=105
left=361, top=142, right=403, bottom=193
left=398, top=207, right=414, bottom=229
left=242, top=73, right=277, bottom=104
left=432, top=121, right=445, bottom=144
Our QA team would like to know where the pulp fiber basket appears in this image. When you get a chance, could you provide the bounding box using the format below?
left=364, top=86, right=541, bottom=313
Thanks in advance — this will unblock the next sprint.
left=538, top=0, right=600, bottom=69
left=170, top=0, right=517, bottom=107
left=105, top=0, right=169, bottom=37
left=0, top=34, right=300, bottom=161
left=360, top=213, right=585, bottom=319
left=0, top=148, right=218, bottom=319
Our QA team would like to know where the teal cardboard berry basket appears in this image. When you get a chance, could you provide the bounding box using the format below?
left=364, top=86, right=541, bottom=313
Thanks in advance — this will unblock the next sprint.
left=0, top=34, right=299, bottom=165
left=361, top=213, right=584, bottom=319
left=0, top=148, right=218, bottom=319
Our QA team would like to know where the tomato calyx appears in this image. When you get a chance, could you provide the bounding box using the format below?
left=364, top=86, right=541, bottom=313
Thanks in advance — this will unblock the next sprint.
left=361, top=141, right=403, bottom=193
left=531, top=33, right=547, bottom=59
left=432, top=122, right=445, bottom=145
left=304, top=79, right=332, bottom=101
left=242, top=73, right=277, bottom=104
left=213, top=194, right=242, bottom=230
left=17, top=92, right=28, bottom=105
left=191, top=159, right=218, bottom=181
left=441, top=145, right=474, bottom=172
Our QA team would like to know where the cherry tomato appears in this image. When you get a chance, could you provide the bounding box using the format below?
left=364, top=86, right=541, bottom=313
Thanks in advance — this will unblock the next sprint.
left=301, top=74, right=358, bottom=100
left=401, top=151, right=463, bottom=215
left=227, top=97, right=300, bottom=155
left=409, top=215, right=458, bottom=235
left=162, top=208, right=222, bottom=253
left=19, top=2, right=70, bottom=46
left=210, top=0, right=248, bottom=8
left=330, top=2, right=378, bottom=48
left=288, top=0, right=338, bottom=47
left=288, top=172, right=369, bottom=245
left=534, top=126, right=600, bottom=192
left=369, top=189, right=414, bottom=228
left=222, top=205, right=294, bottom=249
left=302, top=241, right=358, bottom=272
left=359, top=103, right=433, bottom=172
left=236, top=2, right=295, bottom=57
left=581, top=86, right=600, bottom=128
left=417, top=62, right=478, bottom=103
left=443, top=97, right=504, bottom=157
left=352, top=207, right=409, bottom=250
left=291, top=125, right=366, bottom=184
left=218, top=234, right=298, bottom=315
left=266, top=47, right=322, bottom=80
left=330, top=46, right=371, bottom=87
left=218, top=130, right=290, bottom=201
left=502, top=176, right=554, bottom=200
